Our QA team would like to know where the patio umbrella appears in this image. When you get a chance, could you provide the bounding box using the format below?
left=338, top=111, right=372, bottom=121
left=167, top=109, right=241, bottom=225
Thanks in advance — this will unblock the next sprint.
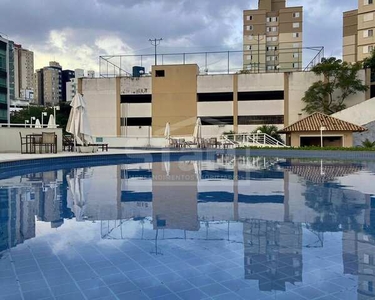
left=66, top=93, right=92, bottom=148
left=34, top=119, right=41, bottom=128
left=47, top=115, right=55, bottom=128
left=193, top=118, right=202, bottom=146
left=164, top=122, right=170, bottom=147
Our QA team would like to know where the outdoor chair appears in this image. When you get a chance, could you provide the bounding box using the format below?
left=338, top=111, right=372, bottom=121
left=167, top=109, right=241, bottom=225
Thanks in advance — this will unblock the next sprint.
left=208, top=137, right=222, bottom=148
left=42, top=132, right=57, bottom=153
left=19, top=132, right=28, bottom=154
left=63, top=135, right=74, bottom=151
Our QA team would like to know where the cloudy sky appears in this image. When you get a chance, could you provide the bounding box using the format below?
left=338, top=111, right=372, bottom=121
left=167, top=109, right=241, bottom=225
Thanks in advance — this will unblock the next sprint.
left=0, top=0, right=357, bottom=74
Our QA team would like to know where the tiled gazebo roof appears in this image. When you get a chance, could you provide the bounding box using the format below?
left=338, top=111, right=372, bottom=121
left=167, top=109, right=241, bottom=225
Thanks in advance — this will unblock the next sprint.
left=279, top=112, right=367, bottom=133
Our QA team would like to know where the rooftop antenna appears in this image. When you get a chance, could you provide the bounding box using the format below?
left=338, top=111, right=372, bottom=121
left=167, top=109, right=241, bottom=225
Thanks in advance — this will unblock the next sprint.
left=148, top=38, right=163, bottom=66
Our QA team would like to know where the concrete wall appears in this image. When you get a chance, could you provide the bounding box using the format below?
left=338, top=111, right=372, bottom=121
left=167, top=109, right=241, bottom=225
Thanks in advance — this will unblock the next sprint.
left=82, top=78, right=118, bottom=137
left=152, top=65, right=198, bottom=137
left=0, top=128, right=63, bottom=153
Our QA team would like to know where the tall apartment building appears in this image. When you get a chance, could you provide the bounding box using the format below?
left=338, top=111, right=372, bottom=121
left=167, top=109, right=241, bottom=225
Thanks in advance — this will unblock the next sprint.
left=0, top=36, right=9, bottom=124
left=13, top=44, right=34, bottom=100
left=66, top=69, right=84, bottom=102
left=34, top=61, right=62, bottom=106
left=61, top=69, right=75, bottom=102
left=343, top=0, right=375, bottom=63
left=243, top=0, right=303, bottom=72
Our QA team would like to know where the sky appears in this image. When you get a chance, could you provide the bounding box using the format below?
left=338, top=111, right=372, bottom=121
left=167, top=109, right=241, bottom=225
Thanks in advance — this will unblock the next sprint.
left=0, top=0, right=358, bottom=74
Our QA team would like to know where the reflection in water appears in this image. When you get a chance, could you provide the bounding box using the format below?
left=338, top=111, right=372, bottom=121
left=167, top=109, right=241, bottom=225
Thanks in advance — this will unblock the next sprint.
left=0, top=155, right=375, bottom=298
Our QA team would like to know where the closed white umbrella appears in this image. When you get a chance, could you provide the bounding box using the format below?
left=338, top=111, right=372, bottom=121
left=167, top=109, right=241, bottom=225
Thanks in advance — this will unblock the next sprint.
left=34, top=119, right=41, bottom=128
left=164, top=122, right=170, bottom=147
left=66, top=93, right=92, bottom=148
left=193, top=118, right=202, bottom=146
left=47, top=114, right=55, bottom=128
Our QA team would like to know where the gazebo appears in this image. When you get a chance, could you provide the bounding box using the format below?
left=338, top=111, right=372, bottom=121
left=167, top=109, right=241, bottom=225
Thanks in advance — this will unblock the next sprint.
left=279, top=112, right=367, bottom=147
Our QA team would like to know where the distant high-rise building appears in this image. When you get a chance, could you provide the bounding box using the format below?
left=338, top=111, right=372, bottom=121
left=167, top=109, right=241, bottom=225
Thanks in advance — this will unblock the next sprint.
left=61, top=69, right=75, bottom=102
left=13, top=44, right=34, bottom=100
left=66, top=69, right=84, bottom=102
left=0, top=36, right=9, bottom=124
left=343, top=0, right=375, bottom=63
left=87, top=70, right=95, bottom=78
left=34, top=61, right=62, bottom=106
left=243, top=0, right=303, bottom=72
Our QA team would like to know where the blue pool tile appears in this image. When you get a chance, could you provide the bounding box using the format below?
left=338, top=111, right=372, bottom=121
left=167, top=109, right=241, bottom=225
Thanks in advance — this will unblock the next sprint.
left=175, top=267, right=203, bottom=279
left=124, top=267, right=151, bottom=279
left=94, top=266, right=121, bottom=277
left=17, top=271, right=43, bottom=283
left=208, top=270, right=235, bottom=282
left=177, top=288, right=208, bottom=300
left=143, top=284, right=172, bottom=299
left=164, top=279, right=194, bottom=293
left=101, top=272, right=128, bottom=285
left=76, top=277, right=105, bottom=291
left=117, top=290, right=149, bottom=300
left=108, top=281, right=138, bottom=295
left=22, top=288, right=53, bottom=300
left=83, top=286, right=113, bottom=299
left=70, top=269, right=98, bottom=282
left=155, top=271, right=183, bottom=283
left=144, top=264, right=172, bottom=276
left=212, top=292, right=243, bottom=300
left=50, top=282, right=80, bottom=297
left=20, top=279, right=48, bottom=292
left=293, top=286, right=326, bottom=299
left=1, top=293, right=24, bottom=300
left=154, top=294, right=181, bottom=300
left=117, top=261, right=142, bottom=272
left=200, top=283, right=231, bottom=297
left=220, top=279, right=250, bottom=292
left=187, top=275, right=216, bottom=287
left=55, top=291, right=86, bottom=300
left=132, top=276, right=162, bottom=289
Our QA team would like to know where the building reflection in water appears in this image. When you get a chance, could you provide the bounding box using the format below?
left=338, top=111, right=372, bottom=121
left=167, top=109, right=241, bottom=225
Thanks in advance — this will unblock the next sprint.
left=0, top=154, right=374, bottom=297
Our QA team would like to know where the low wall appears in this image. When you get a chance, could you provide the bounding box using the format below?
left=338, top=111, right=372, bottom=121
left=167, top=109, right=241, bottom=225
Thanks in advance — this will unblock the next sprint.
left=99, top=137, right=166, bottom=148
left=0, top=128, right=63, bottom=153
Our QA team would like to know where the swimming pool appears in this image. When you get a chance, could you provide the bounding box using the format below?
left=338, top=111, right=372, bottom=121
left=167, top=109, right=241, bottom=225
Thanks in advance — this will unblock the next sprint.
left=0, top=153, right=374, bottom=300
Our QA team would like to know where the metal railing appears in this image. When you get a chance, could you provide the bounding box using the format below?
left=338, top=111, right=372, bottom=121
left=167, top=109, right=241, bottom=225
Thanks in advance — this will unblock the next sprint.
left=99, top=46, right=324, bottom=77
left=222, top=133, right=287, bottom=148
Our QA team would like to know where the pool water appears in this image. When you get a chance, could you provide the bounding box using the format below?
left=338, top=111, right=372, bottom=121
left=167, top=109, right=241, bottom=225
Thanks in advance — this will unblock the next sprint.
left=0, top=154, right=375, bottom=300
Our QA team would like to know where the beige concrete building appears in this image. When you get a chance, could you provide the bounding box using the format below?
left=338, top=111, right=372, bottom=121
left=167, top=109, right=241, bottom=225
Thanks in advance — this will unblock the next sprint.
left=243, top=0, right=303, bottom=72
left=13, top=44, right=34, bottom=100
left=80, top=64, right=369, bottom=142
left=343, top=0, right=375, bottom=63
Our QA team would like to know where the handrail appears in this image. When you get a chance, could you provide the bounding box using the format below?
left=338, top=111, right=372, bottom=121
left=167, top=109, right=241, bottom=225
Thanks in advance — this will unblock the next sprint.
left=222, top=133, right=287, bottom=148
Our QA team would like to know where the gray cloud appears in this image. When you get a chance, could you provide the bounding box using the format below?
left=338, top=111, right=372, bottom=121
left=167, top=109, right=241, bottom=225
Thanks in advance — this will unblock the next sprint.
left=0, top=0, right=359, bottom=71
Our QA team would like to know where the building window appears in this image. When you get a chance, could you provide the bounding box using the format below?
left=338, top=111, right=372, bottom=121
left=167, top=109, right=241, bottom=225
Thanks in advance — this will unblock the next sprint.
left=267, top=37, right=272, bottom=42
left=293, top=53, right=299, bottom=58
left=293, top=32, right=300, bottom=38
left=364, top=29, right=374, bottom=37
left=272, top=27, right=277, bottom=32
left=293, top=22, right=300, bottom=28
left=246, top=15, right=253, bottom=21
left=238, top=115, right=284, bottom=125
left=272, top=37, right=278, bottom=42
left=246, top=55, right=252, bottom=60
left=266, top=17, right=271, bottom=22
left=155, top=70, right=165, bottom=77
left=364, top=12, right=374, bottom=21
left=248, top=35, right=253, bottom=40
left=293, top=12, right=300, bottom=18
left=293, top=43, right=300, bottom=48
left=246, top=45, right=252, bottom=50
left=364, top=0, right=373, bottom=5
left=293, top=62, right=299, bottom=68
left=247, top=25, right=253, bottom=31
left=267, top=46, right=277, bottom=51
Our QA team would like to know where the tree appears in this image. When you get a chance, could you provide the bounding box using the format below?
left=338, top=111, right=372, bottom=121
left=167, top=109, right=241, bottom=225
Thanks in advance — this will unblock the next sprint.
left=362, top=138, right=375, bottom=148
left=10, top=102, right=71, bottom=132
left=302, top=57, right=368, bottom=115
left=252, top=125, right=283, bottom=143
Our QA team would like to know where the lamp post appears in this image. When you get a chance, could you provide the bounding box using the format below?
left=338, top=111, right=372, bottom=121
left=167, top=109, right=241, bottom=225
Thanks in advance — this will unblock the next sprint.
left=320, top=126, right=326, bottom=148
left=24, top=120, right=29, bottom=128
left=41, top=112, right=47, bottom=128
left=30, top=116, right=36, bottom=128
left=53, top=105, right=60, bottom=123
